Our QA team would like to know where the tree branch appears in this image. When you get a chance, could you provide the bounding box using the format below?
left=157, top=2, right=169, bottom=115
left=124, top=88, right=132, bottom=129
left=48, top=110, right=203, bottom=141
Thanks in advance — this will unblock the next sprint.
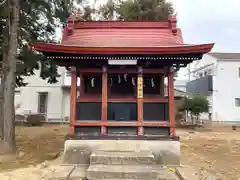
left=0, top=0, right=6, bottom=6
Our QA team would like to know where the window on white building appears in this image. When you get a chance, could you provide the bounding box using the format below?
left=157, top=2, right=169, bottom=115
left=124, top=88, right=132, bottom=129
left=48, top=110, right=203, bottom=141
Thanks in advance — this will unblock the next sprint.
left=38, top=92, right=48, bottom=114
left=238, top=68, right=240, bottom=78
left=235, top=98, right=240, bottom=107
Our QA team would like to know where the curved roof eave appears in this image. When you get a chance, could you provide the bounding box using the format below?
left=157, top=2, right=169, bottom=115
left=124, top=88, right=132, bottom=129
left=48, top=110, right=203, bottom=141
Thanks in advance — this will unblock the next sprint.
left=31, top=42, right=214, bottom=55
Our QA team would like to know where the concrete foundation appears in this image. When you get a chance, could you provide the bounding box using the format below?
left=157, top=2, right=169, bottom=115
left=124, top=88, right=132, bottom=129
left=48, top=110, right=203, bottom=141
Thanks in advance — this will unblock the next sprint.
left=50, top=141, right=219, bottom=180
left=62, top=140, right=180, bottom=166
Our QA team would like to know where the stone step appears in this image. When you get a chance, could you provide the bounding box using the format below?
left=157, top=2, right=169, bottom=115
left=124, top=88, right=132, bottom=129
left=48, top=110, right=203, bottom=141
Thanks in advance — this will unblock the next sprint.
left=90, top=151, right=156, bottom=165
left=87, top=164, right=159, bottom=180
left=96, top=143, right=151, bottom=152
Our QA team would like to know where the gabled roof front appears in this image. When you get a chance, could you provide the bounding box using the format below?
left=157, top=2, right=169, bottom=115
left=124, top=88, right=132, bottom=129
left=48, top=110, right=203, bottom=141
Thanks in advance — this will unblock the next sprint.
left=31, top=16, right=214, bottom=55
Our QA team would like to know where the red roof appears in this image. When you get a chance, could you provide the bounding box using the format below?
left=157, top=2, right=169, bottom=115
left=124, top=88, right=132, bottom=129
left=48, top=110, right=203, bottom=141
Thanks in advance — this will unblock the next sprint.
left=64, top=28, right=183, bottom=47
left=63, top=21, right=184, bottom=47
left=31, top=17, right=214, bottom=55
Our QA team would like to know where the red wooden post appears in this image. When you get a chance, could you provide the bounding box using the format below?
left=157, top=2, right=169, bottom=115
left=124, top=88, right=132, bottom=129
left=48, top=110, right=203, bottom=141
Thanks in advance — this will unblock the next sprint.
left=70, top=67, right=77, bottom=135
left=101, top=66, right=108, bottom=135
left=168, top=68, right=176, bottom=136
left=137, top=67, right=144, bottom=135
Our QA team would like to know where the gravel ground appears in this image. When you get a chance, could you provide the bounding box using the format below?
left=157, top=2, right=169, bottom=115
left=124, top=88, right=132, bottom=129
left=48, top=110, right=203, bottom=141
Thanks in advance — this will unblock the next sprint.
left=179, top=129, right=240, bottom=180
left=0, top=125, right=239, bottom=180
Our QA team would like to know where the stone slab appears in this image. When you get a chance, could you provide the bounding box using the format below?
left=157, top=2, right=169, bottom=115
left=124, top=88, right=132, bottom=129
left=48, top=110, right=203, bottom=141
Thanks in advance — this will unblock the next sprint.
left=48, top=165, right=76, bottom=180
left=69, top=165, right=88, bottom=179
left=87, top=164, right=159, bottom=180
left=47, top=165, right=88, bottom=180
left=176, top=166, right=218, bottom=180
left=176, top=166, right=200, bottom=180
left=157, top=167, right=179, bottom=180
left=90, top=151, right=156, bottom=165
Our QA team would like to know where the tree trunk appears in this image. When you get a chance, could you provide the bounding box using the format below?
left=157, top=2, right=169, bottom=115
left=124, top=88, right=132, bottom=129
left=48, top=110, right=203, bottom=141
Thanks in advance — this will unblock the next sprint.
left=196, top=115, right=199, bottom=125
left=2, top=0, right=19, bottom=153
left=0, top=0, right=9, bottom=141
left=190, top=113, right=193, bottom=124
left=0, top=74, right=5, bottom=140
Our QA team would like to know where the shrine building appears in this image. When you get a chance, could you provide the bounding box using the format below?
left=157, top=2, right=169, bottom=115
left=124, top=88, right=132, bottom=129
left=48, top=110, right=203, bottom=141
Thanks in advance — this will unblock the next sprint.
left=32, top=16, right=214, bottom=138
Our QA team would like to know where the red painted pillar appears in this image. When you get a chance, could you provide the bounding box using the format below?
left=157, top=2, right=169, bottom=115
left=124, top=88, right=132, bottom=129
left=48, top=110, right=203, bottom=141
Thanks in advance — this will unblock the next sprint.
left=168, top=68, right=176, bottom=136
left=70, top=67, right=77, bottom=136
left=137, top=67, right=144, bottom=135
left=101, top=66, right=108, bottom=135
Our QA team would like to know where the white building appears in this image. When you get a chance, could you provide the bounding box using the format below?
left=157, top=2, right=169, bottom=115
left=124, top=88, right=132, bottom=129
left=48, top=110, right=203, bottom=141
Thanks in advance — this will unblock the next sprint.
left=186, top=53, right=240, bottom=124
left=174, top=80, right=188, bottom=92
left=15, top=67, right=80, bottom=123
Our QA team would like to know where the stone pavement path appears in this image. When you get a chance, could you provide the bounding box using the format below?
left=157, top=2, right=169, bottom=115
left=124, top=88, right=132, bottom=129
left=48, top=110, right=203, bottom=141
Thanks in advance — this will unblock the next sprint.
left=0, top=163, right=219, bottom=180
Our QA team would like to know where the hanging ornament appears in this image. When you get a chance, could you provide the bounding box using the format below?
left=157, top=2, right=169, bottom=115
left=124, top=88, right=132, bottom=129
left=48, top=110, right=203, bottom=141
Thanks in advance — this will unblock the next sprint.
left=91, top=78, right=95, bottom=87
left=124, top=73, right=128, bottom=82
left=118, top=75, right=121, bottom=84
left=132, top=77, right=136, bottom=86
left=151, top=78, right=155, bottom=87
